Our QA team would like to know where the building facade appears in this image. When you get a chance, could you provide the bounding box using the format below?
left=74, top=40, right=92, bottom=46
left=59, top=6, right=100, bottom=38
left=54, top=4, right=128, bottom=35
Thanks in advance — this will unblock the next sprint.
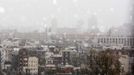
left=62, top=50, right=71, bottom=65
left=18, top=48, right=28, bottom=73
left=97, top=36, right=134, bottom=49
left=27, top=57, right=38, bottom=74
left=18, top=48, right=39, bottom=74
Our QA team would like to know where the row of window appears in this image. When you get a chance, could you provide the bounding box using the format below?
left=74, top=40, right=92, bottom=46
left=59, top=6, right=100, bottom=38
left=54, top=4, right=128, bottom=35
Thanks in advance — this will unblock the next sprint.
left=98, top=37, right=134, bottom=46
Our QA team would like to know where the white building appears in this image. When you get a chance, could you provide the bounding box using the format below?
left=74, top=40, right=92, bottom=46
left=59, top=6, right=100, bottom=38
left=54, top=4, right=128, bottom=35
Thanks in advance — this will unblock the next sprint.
left=27, top=57, right=38, bottom=74
left=45, top=51, right=54, bottom=64
left=97, top=36, right=134, bottom=49
left=1, top=47, right=13, bottom=70
left=1, top=38, right=20, bottom=47
left=20, top=56, right=39, bottom=74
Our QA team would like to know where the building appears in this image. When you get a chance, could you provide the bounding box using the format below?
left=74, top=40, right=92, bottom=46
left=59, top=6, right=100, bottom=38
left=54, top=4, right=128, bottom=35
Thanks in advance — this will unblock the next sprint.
left=52, top=54, right=62, bottom=66
left=0, top=51, right=2, bottom=74
left=97, top=36, right=134, bottom=49
left=45, top=51, right=54, bottom=65
left=128, top=50, right=134, bottom=75
left=27, top=57, right=38, bottom=74
left=51, top=17, right=58, bottom=32
left=1, top=47, right=13, bottom=70
left=62, top=49, right=71, bottom=65
left=18, top=48, right=28, bottom=73
left=18, top=48, right=39, bottom=74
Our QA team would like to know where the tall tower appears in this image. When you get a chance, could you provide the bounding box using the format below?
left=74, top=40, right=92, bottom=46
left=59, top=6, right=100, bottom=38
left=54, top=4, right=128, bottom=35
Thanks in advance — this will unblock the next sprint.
left=88, top=14, right=98, bottom=30
left=128, top=0, right=134, bottom=36
left=129, top=1, right=134, bottom=75
left=76, top=19, right=84, bottom=32
left=51, top=18, right=58, bottom=32
left=130, top=0, right=134, bottom=25
left=87, top=14, right=100, bottom=35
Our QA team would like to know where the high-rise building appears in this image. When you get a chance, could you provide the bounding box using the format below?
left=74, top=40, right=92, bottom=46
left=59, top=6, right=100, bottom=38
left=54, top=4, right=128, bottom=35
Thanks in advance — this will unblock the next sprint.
left=87, top=15, right=100, bottom=35
left=51, top=18, right=58, bottom=32
left=76, top=19, right=84, bottom=32
left=88, top=15, right=98, bottom=30
left=129, top=1, right=134, bottom=74
left=0, top=51, right=2, bottom=74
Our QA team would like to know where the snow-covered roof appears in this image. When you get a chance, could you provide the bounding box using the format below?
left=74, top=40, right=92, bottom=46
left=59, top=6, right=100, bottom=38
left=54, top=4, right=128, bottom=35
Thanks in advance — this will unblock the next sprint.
left=53, top=54, right=62, bottom=57
left=64, top=64, right=74, bottom=68
left=46, top=64, right=56, bottom=67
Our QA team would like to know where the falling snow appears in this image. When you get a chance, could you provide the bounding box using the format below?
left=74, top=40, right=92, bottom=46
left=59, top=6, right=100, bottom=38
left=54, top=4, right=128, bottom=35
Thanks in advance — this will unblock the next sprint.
left=110, top=8, right=115, bottom=12
left=53, top=0, right=57, bottom=5
left=73, top=0, right=78, bottom=3
left=0, top=6, right=5, bottom=14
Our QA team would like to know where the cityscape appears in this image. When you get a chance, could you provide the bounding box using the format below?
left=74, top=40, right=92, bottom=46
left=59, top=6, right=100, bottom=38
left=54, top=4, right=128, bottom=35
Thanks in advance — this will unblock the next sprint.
left=0, top=0, right=134, bottom=75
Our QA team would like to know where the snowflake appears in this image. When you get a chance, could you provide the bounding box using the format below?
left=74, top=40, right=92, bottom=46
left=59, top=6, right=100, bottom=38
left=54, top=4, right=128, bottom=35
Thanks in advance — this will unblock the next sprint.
left=0, top=6, right=5, bottom=14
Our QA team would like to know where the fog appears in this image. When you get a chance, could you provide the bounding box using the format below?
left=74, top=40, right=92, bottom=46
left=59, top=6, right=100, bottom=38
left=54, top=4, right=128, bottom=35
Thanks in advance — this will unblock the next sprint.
left=0, top=0, right=130, bottom=32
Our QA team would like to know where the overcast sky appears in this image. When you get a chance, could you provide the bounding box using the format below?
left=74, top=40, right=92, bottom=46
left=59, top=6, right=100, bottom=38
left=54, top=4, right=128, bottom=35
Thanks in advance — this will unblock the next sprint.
left=0, top=0, right=130, bottom=32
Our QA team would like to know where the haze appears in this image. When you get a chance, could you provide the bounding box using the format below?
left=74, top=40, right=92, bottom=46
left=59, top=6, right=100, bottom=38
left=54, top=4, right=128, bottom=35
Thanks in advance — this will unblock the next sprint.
left=0, top=0, right=130, bottom=32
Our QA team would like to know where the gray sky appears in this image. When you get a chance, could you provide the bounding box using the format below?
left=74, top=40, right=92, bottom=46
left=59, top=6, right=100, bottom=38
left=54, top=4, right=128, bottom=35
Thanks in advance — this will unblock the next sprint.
left=0, top=0, right=130, bottom=32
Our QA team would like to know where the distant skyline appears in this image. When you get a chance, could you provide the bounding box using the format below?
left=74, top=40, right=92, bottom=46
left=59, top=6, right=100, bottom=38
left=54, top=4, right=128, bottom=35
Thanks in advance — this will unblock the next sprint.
left=0, top=0, right=131, bottom=32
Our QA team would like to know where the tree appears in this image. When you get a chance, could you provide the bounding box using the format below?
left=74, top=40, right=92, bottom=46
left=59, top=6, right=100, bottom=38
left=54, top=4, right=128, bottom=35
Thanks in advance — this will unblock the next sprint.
left=87, top=49, right=99, bottom=75
left=71, top=53, right=80, bottom=67
left=97, top=50, right=121, bottom=75
left=87, top=49, right=121, bottom=75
